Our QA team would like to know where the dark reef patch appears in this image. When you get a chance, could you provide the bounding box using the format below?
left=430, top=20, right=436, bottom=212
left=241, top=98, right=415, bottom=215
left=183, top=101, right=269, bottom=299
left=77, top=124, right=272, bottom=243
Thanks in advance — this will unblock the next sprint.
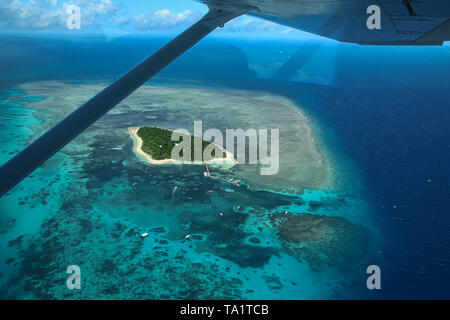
left=151, top=226, right=167, bottom=234
left=178, top=210, right=278, bottom=268
left=8, top=235, right=24, bottom=247
left=307, top=197, right=347, bottom=213
left=270, top=212, right=372, bottom=273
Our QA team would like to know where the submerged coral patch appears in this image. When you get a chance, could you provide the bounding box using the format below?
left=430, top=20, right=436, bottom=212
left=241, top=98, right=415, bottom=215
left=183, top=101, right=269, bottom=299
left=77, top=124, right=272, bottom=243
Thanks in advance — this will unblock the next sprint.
left=271, top=212, right=372, bottom=272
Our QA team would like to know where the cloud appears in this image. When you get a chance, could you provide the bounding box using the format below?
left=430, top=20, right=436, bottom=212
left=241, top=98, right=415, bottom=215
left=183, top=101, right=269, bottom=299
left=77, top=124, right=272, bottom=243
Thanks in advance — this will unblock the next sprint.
left=222, top=16, right=290, bottom=33
left=134, top=9, right=200, bottom=30
left=0, top=1, right=292, bottom=34
left=0, top=1, right=201, bottom=32
left=0, top=0, right=121, bottom=30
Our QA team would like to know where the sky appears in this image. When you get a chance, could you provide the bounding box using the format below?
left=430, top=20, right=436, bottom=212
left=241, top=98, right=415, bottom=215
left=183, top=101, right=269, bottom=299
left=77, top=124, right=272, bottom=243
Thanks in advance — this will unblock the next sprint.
left=0, top=0, right=312, bottom=39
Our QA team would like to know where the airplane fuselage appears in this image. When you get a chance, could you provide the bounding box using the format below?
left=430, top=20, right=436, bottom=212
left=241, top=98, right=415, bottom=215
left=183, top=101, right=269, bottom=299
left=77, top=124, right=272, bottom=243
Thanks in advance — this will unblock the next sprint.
left=199, top=0, right=450, bottom=45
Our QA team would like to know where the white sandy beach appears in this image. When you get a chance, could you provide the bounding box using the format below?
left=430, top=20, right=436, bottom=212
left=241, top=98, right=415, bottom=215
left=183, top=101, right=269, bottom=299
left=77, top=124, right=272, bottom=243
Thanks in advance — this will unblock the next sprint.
left=128, top=127, right=236, bottom=166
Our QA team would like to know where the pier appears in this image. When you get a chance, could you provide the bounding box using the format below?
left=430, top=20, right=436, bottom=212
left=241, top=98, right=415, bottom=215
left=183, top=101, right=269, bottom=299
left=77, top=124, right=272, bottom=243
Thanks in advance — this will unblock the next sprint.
left=204, top=163, right=240, bottom=186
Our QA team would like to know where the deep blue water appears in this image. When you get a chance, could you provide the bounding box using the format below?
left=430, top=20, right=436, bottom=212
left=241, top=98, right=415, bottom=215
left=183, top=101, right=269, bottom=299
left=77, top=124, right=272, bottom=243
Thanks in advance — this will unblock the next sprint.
left=0, top=34, right=449, bottom=298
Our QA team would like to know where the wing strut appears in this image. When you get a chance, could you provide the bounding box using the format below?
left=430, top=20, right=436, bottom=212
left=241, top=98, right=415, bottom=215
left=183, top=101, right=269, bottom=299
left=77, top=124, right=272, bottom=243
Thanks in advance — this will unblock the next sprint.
left=0, top=6, right=250, bottom=198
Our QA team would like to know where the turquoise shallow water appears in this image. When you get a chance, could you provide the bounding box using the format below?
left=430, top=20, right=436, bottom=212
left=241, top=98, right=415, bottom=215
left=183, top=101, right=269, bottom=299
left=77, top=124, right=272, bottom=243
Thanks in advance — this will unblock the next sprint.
left=0, top=81, right=379, bottom=299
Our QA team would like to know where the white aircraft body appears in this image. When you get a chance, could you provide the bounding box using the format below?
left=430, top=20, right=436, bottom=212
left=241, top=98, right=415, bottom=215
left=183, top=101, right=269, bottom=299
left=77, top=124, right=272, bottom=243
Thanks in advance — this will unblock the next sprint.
left=200, top=0, right=450, bottom=45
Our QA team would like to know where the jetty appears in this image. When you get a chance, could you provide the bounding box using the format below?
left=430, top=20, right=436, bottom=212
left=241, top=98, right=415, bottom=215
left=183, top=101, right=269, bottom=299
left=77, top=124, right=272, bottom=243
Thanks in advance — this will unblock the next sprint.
left=204, top=163, right=240, bottom=186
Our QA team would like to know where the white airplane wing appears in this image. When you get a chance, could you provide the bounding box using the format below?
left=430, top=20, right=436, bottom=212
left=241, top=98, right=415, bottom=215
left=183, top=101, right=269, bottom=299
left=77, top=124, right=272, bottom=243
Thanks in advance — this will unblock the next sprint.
left=200, top=0, right=450, bottom=45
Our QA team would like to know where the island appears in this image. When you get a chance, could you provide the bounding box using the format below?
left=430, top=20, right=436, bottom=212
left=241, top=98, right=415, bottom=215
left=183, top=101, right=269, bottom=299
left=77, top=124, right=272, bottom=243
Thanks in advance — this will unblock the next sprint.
left=128, top=126, right=236, bottom=165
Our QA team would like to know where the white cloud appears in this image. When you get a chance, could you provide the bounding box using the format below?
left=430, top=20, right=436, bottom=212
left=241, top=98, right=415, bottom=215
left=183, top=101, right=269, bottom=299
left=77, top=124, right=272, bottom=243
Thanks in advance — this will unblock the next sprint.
left=0, top=1, right=202, bottom=32
left=134, top=9, right=199, bottom=30
left=0, top=0, right=121, bottom=30
left=0, top=2, right=292, bottom=34
left=222, top=15, right=290, bottom=33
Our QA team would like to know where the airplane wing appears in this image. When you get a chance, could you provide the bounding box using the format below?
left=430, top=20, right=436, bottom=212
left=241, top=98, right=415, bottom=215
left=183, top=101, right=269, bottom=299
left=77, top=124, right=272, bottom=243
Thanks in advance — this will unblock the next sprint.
left=201, top=0, right=450, bottom=45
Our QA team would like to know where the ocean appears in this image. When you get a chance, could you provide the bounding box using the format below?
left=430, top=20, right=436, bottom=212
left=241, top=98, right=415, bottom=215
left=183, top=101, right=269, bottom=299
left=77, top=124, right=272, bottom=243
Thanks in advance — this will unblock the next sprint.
left=0, top=34, right=449, bottom=299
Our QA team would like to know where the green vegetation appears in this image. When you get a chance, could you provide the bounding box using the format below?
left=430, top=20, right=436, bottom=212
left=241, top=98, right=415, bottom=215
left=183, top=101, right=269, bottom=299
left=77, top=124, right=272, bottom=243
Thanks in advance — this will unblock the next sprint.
left=137, top=126, right=225, bottom=161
